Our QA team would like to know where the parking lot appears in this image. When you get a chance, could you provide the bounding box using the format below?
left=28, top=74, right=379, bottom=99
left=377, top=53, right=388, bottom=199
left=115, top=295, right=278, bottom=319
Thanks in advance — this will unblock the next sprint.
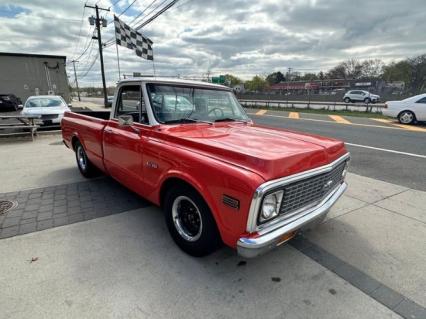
left=0, top=112, right=425, bottom=318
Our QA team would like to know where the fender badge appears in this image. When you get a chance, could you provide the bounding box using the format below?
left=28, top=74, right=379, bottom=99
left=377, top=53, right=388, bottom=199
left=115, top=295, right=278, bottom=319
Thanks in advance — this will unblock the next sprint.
left=146, top=161, right=158, bottom=169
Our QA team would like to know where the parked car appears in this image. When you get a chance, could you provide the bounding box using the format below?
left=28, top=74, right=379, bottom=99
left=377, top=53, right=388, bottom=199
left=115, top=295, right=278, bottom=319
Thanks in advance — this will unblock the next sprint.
left=61, top=78, right=350, bottom=258
left=0, top=94, right=23, bottom=112
left=343, top=90, right=380, bottom=103
left=21, top=95, right=70, bottom=125
left=106, top=95, right=114, bottom=107
left=383, top=93, right=426, bottom=124
left=152, top=94, right=194, bottom=112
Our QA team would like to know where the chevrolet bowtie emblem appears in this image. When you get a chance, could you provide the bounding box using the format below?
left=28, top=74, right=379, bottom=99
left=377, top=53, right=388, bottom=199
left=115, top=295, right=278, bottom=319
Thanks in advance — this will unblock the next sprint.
left=323, top=180, right=333, bottom=190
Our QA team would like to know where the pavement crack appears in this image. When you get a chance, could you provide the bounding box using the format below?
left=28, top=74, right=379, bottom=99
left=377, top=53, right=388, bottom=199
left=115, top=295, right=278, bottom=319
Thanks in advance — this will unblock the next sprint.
left=371, top=203, right=426, bottom=225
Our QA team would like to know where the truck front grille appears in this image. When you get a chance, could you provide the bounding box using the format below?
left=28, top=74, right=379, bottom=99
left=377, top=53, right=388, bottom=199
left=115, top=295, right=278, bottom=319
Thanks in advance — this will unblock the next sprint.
left=278, top=161, right=347, bottom=217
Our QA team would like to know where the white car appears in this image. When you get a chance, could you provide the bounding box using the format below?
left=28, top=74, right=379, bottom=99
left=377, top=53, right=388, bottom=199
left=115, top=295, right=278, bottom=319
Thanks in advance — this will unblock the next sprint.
left=21, top=95, right=71, bottom=125
left=383, top=93, right=426, bottom=124
left=343, top=90, right=380, bottom=104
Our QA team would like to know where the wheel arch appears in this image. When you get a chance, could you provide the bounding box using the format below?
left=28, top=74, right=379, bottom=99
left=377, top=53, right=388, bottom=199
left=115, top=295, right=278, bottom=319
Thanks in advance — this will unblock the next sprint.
left=158, top=174, right=226, bottom=239
left=160, top=176, right=204, bottom=209
left=71, top=135, right=80, bottom=151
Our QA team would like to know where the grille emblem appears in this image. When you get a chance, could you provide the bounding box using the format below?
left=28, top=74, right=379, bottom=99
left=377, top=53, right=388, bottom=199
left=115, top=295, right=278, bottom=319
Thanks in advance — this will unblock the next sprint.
left=323, top=180, right=333, bottom=190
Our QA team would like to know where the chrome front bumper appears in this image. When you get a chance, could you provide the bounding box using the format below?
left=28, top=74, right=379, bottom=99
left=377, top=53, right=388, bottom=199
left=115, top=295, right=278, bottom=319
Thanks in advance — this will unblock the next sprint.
left=237, top=181, right=347, bottom=258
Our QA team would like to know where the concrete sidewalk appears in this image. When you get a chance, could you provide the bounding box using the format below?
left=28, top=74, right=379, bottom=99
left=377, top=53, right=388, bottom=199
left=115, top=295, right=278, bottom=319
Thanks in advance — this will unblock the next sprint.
left=0, top=134, right=424, bottom=318
left=0, top=208, right=401, bottom=319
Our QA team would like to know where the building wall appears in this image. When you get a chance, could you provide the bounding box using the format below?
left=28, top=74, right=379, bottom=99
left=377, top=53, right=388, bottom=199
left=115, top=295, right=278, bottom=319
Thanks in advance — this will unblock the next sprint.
left=0, top=53, right=70, bottom=103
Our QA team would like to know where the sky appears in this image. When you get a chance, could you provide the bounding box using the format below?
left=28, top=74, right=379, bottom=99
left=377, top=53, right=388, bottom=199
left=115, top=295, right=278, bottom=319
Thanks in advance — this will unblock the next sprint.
left=0, top=0, right=425, bottom=86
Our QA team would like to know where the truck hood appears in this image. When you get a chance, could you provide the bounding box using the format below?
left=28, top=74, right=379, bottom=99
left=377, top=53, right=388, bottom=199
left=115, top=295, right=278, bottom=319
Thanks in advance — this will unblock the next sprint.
left=160, top=123, right=347, bottom=181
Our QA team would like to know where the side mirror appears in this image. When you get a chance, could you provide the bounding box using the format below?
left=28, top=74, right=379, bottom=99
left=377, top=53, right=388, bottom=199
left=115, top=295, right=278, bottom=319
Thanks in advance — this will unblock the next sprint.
left=118, top=115, right=134, bottom=126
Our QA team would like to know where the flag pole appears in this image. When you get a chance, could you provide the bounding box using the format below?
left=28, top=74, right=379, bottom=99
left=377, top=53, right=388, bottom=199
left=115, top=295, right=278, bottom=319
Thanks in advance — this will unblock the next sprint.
left=115, top=41, right=121, bottom=80
left=152, top=48, right=156, bottom=77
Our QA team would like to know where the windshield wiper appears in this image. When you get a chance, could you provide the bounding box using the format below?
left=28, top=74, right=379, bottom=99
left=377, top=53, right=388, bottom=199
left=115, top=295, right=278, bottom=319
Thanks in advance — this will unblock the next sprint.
left=164, top=118, right=213, bottom=125
left=214, top=117, right=249, bottom=123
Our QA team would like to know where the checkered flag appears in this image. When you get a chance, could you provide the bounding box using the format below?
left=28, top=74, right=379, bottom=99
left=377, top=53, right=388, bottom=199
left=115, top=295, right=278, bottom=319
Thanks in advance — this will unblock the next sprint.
left=114, top=15, right=154, bottom=60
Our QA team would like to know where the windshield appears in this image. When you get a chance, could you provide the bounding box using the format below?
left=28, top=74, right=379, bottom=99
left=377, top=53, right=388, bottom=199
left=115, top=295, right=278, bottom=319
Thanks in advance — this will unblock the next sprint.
left=25, top=97, right=65, bottom=108
left=146, top=84, right=249, bottom=124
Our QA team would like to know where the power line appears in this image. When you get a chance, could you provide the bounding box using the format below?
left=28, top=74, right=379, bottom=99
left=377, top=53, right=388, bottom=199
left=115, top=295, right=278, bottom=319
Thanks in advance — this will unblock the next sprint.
left=133, top=0, right=169, bottom=29
left=128, top=0, right=158, bottom=27
left=111, top=0, right=123, bottom=6
left=71, top=2, right=87, bottom=59
left=117, top=0, right=138, bottom=17
left=103, top=0, right=176, bottom=48
left=172, top=0, right=195, bottom=10
left=69, top=29, right=96, bottom=63
left=79, top=52, right=100, bottom=79
left=135, top=0, right=179, bottom=30
left=77, top=40, right=96, bottom=67
left=103, top=0, right=157, bottom=46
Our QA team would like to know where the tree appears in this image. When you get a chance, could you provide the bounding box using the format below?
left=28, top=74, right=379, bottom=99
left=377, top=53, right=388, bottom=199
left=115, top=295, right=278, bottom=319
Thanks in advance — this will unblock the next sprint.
left=266, top=71, right=286, bottom=85
left=382, top=61, right=411, bottom=83
left=342, top=58, right=363, bottom=79
left=300, top=73, right=319, bottom=80
left=327, top=64, right=346, bottom=79
left=360, top=59, right=384, bottom=79
left=325, top=58, right=384, bottom=80
left=224, top=74, right=243, bottom=87
left=381, top=54, right=426, bottom=93
left=408, top=54, right=426, bottom=93
left=245, top=75, right=268, bottom=92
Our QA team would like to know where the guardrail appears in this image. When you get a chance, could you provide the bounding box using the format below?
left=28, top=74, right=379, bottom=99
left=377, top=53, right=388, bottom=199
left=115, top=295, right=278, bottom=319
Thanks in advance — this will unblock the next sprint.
left=239, top=99, right=386, bottom=113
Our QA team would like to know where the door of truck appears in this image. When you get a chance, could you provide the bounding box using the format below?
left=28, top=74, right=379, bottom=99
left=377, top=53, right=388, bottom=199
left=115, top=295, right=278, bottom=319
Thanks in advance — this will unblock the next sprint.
left=103, top=84, right=149, bottom=194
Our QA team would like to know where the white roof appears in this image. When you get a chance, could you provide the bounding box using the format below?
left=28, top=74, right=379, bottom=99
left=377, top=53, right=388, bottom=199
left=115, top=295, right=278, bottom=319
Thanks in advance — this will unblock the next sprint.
left=118, top=77, right=230, bottom=90
left=26, top=95, right=64, bottom=99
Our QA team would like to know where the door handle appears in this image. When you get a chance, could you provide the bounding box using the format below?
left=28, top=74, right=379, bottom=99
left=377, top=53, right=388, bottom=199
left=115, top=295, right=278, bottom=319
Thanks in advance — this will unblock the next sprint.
left=104, top=128, right=114, bottom=134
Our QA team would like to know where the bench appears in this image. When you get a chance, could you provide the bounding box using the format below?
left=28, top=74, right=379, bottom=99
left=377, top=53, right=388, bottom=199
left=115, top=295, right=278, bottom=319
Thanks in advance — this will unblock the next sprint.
left=0, top=115, right=40, bottom=141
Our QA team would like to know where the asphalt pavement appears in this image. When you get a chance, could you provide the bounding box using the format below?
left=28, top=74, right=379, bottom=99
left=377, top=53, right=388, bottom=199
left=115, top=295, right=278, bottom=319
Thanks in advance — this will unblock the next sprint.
left=247, top=109, right=426, bottom=191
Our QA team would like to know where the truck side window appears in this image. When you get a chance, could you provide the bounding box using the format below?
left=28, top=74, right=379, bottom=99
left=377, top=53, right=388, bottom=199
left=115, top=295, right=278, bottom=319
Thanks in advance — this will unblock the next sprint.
left=115, top=85, right=148, bottom=124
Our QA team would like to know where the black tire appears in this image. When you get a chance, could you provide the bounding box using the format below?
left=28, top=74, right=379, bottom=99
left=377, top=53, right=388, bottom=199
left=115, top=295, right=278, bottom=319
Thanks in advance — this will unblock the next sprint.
left=398, top=110, right=416, bottom=124
left=74, top=140, right=99, bottom=178
left=164, top=185, right=221, bottom=257
left=344, top=97, right=351, bottom=103
left=364, top=98, right=371, bottom=104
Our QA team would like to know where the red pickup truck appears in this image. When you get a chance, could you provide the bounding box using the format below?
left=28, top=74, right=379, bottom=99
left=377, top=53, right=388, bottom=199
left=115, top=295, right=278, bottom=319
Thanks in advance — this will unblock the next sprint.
left=62, top=78, right=349, bottom=258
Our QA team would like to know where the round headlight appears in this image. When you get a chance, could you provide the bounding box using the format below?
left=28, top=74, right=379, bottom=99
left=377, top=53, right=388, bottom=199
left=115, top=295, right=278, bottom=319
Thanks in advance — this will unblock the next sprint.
left=260, top=190, right=284, bottom=223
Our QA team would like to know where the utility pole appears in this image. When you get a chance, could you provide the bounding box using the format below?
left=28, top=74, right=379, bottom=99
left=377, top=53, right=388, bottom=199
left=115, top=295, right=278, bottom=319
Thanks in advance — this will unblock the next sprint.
left=287, top=67, right=292, bottom=107
left=71, top=60, right=81, bottom=101
left=85, top=4, right=110, bottom=107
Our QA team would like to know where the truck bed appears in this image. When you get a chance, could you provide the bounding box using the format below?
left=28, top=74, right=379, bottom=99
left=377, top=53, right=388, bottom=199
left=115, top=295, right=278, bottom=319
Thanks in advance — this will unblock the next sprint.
left=72, top=110, right=111, bottom=120
left=61, top=111, right=109, bottom=172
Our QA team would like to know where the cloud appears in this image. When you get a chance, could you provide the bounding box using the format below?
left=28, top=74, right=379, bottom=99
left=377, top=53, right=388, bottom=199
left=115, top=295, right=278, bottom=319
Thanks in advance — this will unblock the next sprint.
left=0, top=0, right=425, bottom=86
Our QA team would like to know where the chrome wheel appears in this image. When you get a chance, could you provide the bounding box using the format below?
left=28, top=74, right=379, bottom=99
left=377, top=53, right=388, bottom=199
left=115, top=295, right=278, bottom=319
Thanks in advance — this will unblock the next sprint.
left=77, top=145, right=87, bottom=171
left=399, top=111, right=414, bottom=124
left=172, top=196, right=203, bottom=242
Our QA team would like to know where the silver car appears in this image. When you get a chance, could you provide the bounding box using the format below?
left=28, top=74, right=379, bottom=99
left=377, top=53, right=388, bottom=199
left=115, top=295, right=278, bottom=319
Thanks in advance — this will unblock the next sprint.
left=343, top=90, right=380, bottom=104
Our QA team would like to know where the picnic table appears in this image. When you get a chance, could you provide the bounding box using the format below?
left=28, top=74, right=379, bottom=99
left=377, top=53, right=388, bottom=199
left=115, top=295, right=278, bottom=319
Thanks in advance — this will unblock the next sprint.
left=0, top=115, right=41, bottom=140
